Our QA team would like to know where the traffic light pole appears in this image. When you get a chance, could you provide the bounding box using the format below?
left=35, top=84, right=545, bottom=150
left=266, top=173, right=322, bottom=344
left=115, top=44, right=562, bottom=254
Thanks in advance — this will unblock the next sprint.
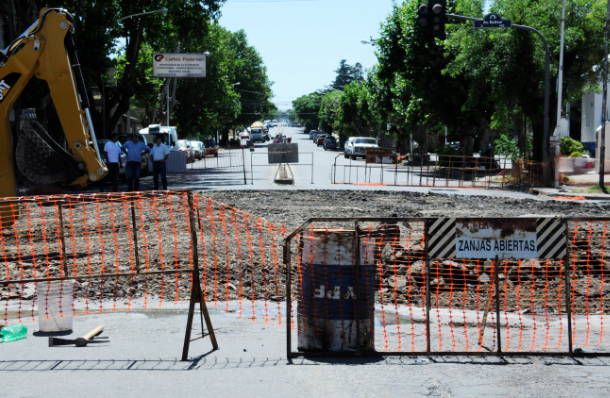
left=446, top=14, right=551, bottom=177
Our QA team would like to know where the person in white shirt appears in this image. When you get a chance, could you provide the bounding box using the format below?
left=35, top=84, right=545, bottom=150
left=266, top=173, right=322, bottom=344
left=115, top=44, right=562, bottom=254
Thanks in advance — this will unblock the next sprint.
left=99, top=133, right=121, bottom=192
left=150, top=135, right=170, bottom=190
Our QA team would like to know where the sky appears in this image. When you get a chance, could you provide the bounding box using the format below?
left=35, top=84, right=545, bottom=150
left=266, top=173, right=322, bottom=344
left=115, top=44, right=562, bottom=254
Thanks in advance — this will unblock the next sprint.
left=218, top=0, right=396, bottom=110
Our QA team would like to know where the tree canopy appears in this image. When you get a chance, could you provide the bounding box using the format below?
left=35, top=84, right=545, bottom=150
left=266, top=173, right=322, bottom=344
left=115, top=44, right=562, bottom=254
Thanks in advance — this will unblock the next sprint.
left=292, top=0, right=607, bottom=160
left=9, top=0, right=275, bottom=141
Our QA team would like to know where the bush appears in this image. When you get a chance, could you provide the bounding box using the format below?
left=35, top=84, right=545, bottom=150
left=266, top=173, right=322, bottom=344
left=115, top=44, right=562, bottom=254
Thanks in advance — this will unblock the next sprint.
left=560, top=137, right=586, bottom=157
left=494, top=134, right=521, bottom=159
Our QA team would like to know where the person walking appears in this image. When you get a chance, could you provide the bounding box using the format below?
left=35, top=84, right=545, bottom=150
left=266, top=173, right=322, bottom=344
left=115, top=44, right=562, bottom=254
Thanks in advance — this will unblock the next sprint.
left=150, top=134, right=170, bottom=190
left=99, top=133, right=121, bottom=192
left=121, top=133, right=150, bottom=192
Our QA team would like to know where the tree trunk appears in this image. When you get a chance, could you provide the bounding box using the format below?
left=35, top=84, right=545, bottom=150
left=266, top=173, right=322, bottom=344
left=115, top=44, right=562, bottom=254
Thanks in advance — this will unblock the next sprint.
left=459, top=128, right=474, bottom=156
left=417, top=125, right=428, bottom=155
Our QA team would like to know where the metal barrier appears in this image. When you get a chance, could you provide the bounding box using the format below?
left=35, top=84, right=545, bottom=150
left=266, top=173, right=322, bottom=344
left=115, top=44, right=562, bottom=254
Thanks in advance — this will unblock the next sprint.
left=283, top=217, right=610, bottom=357
left=185, top=147, right=247, bottom=184
left=331, top=154, right=552, bottom=189
left=251, top=152, right=314, bottom=184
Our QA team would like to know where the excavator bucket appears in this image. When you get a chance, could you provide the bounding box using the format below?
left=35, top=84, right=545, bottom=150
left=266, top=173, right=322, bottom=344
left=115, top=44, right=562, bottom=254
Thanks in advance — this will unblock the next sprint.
left=15, top=109, right=81, bottom=185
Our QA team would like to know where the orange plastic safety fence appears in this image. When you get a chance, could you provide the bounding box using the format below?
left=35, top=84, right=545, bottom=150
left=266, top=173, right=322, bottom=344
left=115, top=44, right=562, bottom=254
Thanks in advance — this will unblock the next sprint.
left=0, top=191, right=286, bottom=327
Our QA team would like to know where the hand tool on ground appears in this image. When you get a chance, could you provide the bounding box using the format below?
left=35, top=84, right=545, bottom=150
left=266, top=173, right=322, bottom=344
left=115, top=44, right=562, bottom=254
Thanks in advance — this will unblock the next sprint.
left=48, top=325, right=109, bottom=347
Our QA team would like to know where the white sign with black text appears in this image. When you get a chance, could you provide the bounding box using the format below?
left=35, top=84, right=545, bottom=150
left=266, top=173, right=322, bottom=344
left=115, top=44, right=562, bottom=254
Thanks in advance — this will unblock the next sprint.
left=153, top=53, right=207, bottom=78
left=456, top=218, right=537, bottom=259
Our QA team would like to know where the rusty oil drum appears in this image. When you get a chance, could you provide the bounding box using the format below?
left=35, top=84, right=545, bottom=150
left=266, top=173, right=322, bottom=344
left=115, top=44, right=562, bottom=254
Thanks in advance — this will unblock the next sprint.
left=297, top=229, right=375, bottom=352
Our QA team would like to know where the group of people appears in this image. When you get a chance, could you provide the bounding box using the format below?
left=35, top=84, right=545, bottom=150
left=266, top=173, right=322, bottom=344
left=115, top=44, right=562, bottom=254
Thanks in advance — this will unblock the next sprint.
left=99, top=133, right=170, bottom=193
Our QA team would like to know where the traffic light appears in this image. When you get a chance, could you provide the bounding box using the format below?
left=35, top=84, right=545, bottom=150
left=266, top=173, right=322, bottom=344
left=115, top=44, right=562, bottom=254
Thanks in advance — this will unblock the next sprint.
left=417, top=1, right=446, bottom=37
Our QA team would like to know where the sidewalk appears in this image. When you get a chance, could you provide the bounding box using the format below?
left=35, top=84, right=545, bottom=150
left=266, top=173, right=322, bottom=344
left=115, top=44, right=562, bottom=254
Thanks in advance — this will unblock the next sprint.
left=3, top=307, right=610, bottom=398
left=531, top=187, right=610, bottom=201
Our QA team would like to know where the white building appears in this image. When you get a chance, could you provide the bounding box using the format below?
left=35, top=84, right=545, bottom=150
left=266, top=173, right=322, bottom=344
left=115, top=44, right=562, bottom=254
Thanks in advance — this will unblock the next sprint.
left=581, top=82, right=610, bottom=159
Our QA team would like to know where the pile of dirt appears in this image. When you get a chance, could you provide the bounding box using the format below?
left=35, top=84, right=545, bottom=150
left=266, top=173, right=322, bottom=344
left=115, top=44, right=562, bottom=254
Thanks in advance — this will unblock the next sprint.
left=203, top=190, right=609, bottom=232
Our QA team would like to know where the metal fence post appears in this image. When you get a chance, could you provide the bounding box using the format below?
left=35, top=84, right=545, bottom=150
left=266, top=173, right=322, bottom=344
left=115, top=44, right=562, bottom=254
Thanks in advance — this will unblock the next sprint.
left=353, top=222, right=362, bottom=354
left=284, top=238, right=293, bottom=358
left=55, top=202, right=69, bottom=277
left=130, top=199, right=141, bottom=273
left=311, top=153, right=314, bottom=184
left=493, top=255, right=502, bottom=354
left=563, top=218, right=574, bottom=354
left=425, top=220, right=431, bottom=352
left=242, top=147, right=247, bottom=185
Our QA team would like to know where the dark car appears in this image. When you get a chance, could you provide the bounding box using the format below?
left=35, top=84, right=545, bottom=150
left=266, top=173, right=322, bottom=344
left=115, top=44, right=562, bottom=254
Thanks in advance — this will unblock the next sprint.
left=203, top=139, right=219, bottom=157
left=323, top=136, right=337, bottom=151
left=312, top=131, right=322, bottom=142
left=304, top=127, right=311, bottom=135
left=316, top=134, right=328, bottom=146
left=309, top=130, right=318, bottom=139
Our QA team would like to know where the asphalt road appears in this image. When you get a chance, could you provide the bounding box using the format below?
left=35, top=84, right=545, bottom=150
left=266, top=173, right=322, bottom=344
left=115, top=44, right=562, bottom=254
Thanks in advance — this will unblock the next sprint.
left=4, top=304, right=610, bottom=398
left=59, top=126, right=550, bottom=203
left=109, top=126, right=535, bottom=201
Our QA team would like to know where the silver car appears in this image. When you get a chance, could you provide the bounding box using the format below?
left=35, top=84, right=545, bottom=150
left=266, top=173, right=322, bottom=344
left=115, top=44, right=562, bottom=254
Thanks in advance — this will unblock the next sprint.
left=190, top=141, right=204, bottom=160
left=344, top=137, right=379, bottom=160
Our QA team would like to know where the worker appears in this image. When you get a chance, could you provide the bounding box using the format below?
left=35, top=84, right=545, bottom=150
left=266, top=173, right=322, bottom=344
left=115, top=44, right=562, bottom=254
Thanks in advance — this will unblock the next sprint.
left=150, top=134, right=170, bottom=190
left=99, top=133, right=121, bottom=192
left=121, top=133, right=150, bottom=192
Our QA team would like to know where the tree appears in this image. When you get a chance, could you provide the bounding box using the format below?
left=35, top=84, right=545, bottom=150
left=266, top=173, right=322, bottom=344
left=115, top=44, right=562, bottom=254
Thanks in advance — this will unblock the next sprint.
left=292, top=93, right=322, bottom=129
left=375, top=0, right=482, bottom=155
left=444, top=0, right=606, bottom=160
left=318, top=90, right=343, bottom=133
left=332, top=60, right=365, bottom=91
left=229, top=30, right=275, bottom=130
left=14, top=0, right=227, bottom=137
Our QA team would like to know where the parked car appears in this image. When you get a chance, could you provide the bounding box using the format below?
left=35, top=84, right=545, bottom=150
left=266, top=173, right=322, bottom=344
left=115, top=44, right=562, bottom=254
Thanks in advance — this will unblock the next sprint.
left=309, top=130, right=318, bottom=139
left=344, top=137, right=379, bottom=159
left=190, top=141, right=204, bottom=160
left=316, top=134, right=328, bottom=146
left=97, top=139, right=127, bottom=181
left=239, top=130, right=250, bottom=139
left=203, top=139, right=219, bottom=157
left=323, top=136, right=338, bottom=151
left=304, top=127, right=311, bottom=135
left=117, top=133, right=150, bottom=175
left=174, top=139, right=195, bottom=163
left=312, top=131, right=321, bottom=142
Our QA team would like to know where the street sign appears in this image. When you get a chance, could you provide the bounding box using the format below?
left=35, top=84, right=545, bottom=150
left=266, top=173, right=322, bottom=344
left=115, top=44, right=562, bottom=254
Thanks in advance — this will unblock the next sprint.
left=268, top=143, right=299, bottom=164
left=474, top=13, right=512, bottom=29
left=427, top=218, right=567, bottom=259
left=153, top=53, right=207, bottom=78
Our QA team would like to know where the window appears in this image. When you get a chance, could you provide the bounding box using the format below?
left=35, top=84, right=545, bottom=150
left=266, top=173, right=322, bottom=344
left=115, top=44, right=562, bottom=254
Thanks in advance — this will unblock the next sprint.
left=355, top=138, right=377, bottom=145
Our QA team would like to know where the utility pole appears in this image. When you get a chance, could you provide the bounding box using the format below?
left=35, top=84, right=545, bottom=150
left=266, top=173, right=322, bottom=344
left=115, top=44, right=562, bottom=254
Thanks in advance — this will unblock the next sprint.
left=600, top=0, right=610, bottom=194
left=554, top=0, right=567, bottom=188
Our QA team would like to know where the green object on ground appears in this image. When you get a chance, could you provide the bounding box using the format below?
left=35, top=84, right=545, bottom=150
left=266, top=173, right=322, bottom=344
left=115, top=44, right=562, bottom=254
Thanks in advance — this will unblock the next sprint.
left=573, top=185, right=610, bottom=194
left=0, top=324, right=27, bottom=342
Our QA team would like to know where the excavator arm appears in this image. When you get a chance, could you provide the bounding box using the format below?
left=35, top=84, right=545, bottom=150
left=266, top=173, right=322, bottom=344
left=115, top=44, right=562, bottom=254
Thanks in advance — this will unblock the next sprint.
left=0, top=8, right=107, bottom=227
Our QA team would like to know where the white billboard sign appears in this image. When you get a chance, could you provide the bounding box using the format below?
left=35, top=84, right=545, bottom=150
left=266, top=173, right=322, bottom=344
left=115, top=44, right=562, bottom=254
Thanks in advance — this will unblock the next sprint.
left=153, top=53, right=207, bottom=78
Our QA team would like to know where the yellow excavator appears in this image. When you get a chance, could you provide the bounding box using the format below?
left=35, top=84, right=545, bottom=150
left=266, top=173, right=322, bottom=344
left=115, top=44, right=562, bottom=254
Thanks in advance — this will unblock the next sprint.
left=0, top=8, right=107, bottom=227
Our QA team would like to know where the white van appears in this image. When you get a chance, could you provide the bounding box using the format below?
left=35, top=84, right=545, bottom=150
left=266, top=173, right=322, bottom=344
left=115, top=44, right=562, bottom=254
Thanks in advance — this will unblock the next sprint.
left=139, top=124, right=178, bottom=149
